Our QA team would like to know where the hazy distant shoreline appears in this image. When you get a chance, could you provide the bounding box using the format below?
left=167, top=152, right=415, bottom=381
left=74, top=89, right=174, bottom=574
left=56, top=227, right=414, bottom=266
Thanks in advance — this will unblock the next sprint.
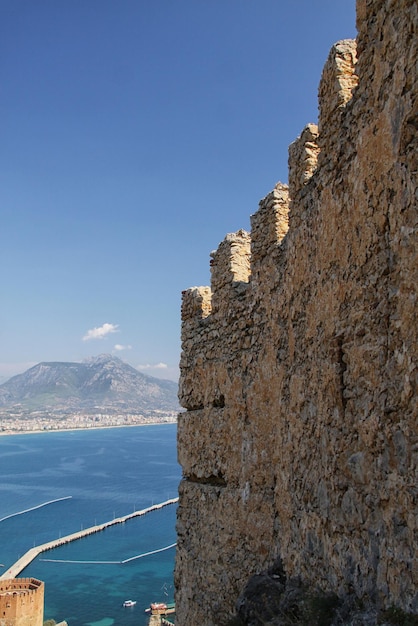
left=0, top=419, right=177, bottom=438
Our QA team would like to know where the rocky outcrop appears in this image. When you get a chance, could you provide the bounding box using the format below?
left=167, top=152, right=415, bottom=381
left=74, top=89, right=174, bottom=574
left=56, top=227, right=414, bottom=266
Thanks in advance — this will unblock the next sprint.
left=176, top=0, right=417, bottom=624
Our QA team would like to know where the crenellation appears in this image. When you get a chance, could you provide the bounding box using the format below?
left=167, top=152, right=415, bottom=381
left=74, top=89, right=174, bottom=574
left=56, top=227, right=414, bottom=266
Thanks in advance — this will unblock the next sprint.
left=250, top=183, right=289, bottom=287
left=209, top=230, right=251, bottom=314
left=288, top=124, right=320, bottom=203
left=253, top=182, right=289, bottom=243
left=176, top=1, right=417, bottom=624
left=180, top=286, right=212, bottom=322
left=318, top=39, right=358, bottom=145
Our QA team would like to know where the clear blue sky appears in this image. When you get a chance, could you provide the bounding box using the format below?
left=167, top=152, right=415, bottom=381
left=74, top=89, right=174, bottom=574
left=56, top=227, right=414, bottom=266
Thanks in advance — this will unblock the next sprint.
left=0, top=0, right=356, bottom=382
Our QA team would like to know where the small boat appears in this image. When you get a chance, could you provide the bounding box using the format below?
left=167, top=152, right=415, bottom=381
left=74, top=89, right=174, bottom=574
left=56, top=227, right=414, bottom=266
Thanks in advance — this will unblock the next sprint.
left=123, top=600, right=137, bottom=607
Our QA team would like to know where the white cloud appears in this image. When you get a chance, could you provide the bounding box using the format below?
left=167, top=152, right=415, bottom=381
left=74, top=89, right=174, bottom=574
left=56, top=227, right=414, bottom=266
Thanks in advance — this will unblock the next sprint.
left=114, top=344, right=132, bottom=351
left=136, top=362, right=168, bottom=371
left=136, top=363, right=179, bottom=381
left=83, top=323, right=119, bottom=341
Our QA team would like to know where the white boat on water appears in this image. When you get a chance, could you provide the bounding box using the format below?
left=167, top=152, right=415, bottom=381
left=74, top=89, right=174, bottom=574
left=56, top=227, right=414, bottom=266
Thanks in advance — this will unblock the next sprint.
left=123, top=600, right=137, bottom=607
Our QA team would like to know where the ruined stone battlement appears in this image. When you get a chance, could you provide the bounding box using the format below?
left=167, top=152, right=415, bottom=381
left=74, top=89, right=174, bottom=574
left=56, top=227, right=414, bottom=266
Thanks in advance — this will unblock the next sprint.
left=176, top=0, right=417, bottom=624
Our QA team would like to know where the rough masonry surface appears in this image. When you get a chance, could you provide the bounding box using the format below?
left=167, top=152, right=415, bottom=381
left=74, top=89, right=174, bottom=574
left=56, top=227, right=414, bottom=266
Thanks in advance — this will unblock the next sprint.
left=176, top=0, right=417, bottom=624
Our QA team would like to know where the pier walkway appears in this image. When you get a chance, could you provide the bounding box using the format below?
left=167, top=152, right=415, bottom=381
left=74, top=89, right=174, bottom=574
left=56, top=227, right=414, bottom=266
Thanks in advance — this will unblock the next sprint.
left=1, top=497, right=178, bottom=580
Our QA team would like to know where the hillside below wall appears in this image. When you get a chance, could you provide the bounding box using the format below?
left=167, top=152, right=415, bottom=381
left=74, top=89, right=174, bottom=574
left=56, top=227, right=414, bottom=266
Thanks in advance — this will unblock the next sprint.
left=176, top=1, right=417, bottom=624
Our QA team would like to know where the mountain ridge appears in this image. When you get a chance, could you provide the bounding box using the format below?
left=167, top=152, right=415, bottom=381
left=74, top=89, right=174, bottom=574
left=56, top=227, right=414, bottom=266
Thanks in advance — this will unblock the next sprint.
left=0, top=354, right=179, bottom=413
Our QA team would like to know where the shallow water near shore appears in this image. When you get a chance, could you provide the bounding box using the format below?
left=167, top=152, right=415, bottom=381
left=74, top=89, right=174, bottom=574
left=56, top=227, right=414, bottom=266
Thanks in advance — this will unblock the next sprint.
left=0, top=424, right=180, bottom=625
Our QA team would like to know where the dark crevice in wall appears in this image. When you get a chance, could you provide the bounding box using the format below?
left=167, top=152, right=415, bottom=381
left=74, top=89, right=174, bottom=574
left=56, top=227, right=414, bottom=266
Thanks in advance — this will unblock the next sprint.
left=213, top=394, right=225, bottom=408
left=186, top=473, right=227, bottom=487
left=337, top=335, right=348, bottom=412
left=185, top=403, right=204, bottom=411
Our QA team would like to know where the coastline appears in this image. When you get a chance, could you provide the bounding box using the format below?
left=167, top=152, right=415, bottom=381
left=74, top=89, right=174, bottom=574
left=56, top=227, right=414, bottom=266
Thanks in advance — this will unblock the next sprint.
left=0, top=418, right=178, bottom=438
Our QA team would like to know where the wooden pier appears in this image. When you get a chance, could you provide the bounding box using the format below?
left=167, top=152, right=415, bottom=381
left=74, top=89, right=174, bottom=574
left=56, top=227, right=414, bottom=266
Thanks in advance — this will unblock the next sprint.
left=1, top=497, right=178, bottom=580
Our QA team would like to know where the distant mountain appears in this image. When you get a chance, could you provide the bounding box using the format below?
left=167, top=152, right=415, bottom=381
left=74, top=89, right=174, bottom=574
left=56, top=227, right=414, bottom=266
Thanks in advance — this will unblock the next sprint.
left=0, top=354, right=180, bottom=413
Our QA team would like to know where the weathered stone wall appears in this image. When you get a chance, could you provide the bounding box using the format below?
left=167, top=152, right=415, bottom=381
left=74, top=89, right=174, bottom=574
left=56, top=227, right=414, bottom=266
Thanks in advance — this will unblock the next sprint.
left=176, top=0, right=417, bottom=624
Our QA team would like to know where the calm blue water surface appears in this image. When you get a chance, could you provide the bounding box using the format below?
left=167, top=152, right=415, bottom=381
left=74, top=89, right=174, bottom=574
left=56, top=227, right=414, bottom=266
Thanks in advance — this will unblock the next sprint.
left=0, top=424, right=180, bottom=626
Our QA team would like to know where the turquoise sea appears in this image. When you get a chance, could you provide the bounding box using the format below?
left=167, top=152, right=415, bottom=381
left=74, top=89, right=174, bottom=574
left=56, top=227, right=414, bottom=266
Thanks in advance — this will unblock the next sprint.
left=0, top=424, right=180, bottom=626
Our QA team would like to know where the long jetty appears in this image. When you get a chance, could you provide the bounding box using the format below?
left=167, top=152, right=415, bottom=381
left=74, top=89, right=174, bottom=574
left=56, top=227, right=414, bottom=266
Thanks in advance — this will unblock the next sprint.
left=1, top=497, right=178, bottom=580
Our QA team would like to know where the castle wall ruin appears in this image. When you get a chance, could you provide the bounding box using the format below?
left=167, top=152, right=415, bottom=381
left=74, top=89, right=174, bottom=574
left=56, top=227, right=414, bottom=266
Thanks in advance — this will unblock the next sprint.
left=176, top=0, right=417, bottom=624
